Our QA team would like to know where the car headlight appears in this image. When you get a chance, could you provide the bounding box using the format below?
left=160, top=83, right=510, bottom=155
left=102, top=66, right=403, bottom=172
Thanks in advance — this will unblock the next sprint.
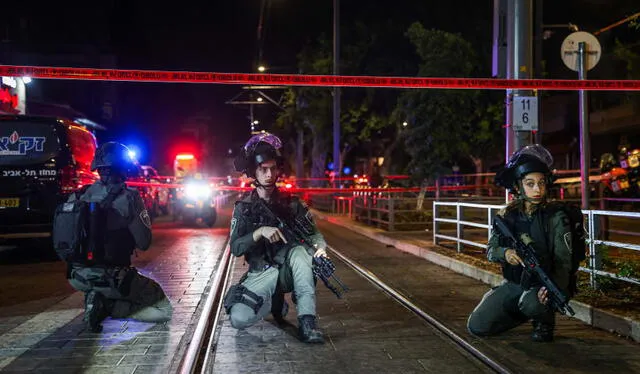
left=185, top=183, right=212, bottom=199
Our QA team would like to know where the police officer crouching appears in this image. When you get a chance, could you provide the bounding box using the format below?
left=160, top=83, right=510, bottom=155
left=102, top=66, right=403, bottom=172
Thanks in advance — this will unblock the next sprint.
left=224, top=132, right=326, bottom=344
left=65, top=142, right=173, bottom=332
left=467, top=145, right=573, bottom=342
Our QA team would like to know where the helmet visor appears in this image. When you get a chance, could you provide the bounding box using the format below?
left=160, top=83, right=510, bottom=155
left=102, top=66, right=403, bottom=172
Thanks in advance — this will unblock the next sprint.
left=243, top=133, right=282, bottom=152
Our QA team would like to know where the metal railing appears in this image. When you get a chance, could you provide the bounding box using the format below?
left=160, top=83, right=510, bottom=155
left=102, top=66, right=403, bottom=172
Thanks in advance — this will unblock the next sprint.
left=433, top=202, right=505, bottom=253
left=433, top=201, right=640, bottom=289
left=584, top=209, right=640, bottom=287
left=351, top=194, right=433, bottom=231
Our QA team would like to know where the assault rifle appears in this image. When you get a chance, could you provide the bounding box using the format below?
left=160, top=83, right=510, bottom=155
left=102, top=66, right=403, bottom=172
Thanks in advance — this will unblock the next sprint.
left=256, top=199, right=349, bottom=298
left=494, top=215, right=575, bottom=316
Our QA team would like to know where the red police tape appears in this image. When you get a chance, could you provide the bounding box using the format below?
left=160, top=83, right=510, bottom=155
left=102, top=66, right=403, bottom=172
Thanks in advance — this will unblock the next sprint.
left=124, top=180, right=482, bottom=193
left=2, top=64, right=640, bottom=91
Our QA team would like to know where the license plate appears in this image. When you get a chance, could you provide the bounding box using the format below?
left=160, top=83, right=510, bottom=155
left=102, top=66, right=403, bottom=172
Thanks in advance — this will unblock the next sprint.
left=0, top=198, right=19, bottom=208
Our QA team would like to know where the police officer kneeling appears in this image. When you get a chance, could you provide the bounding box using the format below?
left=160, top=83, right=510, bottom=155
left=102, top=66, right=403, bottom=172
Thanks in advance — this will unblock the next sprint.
left=224, top=133, right=326, bottom=344
left=54, top=142, right=172, bottom=332
left=467, top=145, right=574, bottom=342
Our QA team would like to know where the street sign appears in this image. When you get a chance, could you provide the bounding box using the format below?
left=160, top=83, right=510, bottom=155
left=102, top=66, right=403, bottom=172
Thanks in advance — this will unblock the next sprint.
left=513, top=96, right=538, bottom=131
left=561, top=31, right=602, bottom=72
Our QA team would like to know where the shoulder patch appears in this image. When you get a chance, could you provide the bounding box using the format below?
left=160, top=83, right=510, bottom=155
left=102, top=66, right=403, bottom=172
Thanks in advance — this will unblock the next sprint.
left=140, top=210, right=152, bottom=228
left=563, top=232, right=573, bottom=253
left=305, top=210, right=314, bottom=223
left=230, top=217, right=238, bottom=235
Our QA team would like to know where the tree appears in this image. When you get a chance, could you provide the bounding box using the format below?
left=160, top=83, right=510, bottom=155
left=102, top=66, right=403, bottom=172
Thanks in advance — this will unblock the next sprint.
left=394, top=23, right=503, bottom=183
left=275, top=19, right=422, bottom=180
left=275, top=28, right=374, bottom=184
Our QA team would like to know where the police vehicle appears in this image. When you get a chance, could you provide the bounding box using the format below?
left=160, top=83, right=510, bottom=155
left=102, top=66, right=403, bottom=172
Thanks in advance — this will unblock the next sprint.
left=0, top=115, right=98, bottom=244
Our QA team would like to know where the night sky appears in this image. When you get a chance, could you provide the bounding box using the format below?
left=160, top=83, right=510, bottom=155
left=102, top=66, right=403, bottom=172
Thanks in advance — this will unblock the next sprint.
left=3, top=0, right=639, bottom=170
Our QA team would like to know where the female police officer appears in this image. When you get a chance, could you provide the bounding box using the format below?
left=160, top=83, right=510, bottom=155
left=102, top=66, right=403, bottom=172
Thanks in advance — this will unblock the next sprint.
left=467, top=145, right=573, bottom=342
left=224, top=132, right=327, bottom=344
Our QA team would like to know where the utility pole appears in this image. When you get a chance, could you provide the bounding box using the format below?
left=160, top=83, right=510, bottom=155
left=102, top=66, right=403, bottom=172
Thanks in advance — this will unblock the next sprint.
left=332, top=0, right=341, bottom=186
left=577, top=42, right=590, bottom=211
left=534, top=0, right=543, bottom=144
left=506, top=0, right=536, bottom=159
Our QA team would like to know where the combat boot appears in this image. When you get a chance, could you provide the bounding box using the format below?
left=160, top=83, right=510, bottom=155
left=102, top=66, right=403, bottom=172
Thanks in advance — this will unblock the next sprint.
left=271, top=292, right=289, bottom=324
left=531, top=320, right=554, bottom=342
left=297, top=315, right=324, bottom=344
left=85, top=291, right=109, bottom=333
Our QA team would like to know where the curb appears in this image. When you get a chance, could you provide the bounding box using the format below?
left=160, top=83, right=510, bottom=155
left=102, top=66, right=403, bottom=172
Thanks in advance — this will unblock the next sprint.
left=313, top=209, right=640, bottom=343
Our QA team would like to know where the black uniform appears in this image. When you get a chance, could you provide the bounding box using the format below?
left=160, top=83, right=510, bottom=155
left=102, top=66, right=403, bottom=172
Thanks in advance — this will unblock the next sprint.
left=67, top=181, right=172, bottom=326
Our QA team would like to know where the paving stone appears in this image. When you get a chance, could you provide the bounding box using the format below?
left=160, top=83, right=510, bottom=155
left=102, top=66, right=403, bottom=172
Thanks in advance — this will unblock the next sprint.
left=0, top=221, right=227, bottom=373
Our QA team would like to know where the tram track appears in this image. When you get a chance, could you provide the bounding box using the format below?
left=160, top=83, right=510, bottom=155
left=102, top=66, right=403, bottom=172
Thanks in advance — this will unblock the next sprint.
left=178, top=239, right=513, bottom=374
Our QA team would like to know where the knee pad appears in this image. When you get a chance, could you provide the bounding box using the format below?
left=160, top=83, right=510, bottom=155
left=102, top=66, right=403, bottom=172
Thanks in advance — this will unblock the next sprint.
left=223, top=284, right=264, bottom=315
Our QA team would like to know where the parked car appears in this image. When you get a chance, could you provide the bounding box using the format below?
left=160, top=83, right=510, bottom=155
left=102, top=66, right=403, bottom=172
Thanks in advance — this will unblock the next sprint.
left=141, top=165, right=170, bottom=215
left=128, top=165, right=158, bottom=221
left=0, top=115, right=98, bottom=244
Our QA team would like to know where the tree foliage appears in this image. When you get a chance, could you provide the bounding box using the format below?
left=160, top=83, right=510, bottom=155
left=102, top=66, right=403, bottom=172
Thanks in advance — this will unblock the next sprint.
left=275, top=18, right=504, bottom=181
left=395, top=23, right=503, bottom=181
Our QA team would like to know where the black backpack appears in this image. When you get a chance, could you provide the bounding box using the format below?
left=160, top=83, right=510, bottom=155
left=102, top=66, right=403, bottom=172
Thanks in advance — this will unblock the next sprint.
left=52, top=188, right=119, bottom=265
left=546, top=201, right=587, bottom=297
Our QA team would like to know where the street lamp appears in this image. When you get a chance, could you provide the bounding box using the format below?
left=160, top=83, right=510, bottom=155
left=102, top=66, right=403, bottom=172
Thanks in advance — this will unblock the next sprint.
left=258, top=65, right=266, bottom=72
left=402, top=121, right=408, bottom=127
left=253, top=120, right=259, bottom=125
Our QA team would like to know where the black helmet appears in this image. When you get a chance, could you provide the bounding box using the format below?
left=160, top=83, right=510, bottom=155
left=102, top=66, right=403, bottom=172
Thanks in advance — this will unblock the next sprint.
left=91, top=142, right=136, bottom=172
left=234, top=132, right=283, bottom=178
left=495, top=144, right=554, bottom=193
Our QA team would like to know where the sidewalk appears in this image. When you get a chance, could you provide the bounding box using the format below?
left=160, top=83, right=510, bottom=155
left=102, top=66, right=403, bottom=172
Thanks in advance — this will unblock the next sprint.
left=0, top=224, right=227, bottom=373
left=312, top=210, right=640, bottom=344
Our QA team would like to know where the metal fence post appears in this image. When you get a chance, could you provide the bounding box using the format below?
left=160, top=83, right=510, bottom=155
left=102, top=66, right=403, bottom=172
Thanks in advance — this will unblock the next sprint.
left=389, top=197, right=395, bottom=231
left=377, top=198, right=382, bottom=228
left=588, top=210, right=598, bottom=289
left=456, top=204, right=463, bottom=253
left=433, top=201, right=438, bottom=245
left=487, top=207, right=493, bottom=242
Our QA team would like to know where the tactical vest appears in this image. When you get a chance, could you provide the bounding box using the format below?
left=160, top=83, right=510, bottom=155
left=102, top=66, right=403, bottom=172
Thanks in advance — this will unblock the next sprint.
left=499, top=207, right=553, bottom=288
left=81, top=186, right=136, bottom=267
left=101, top=202, right=136, bottom=267
left=237, top=190, right=296, bottom=271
